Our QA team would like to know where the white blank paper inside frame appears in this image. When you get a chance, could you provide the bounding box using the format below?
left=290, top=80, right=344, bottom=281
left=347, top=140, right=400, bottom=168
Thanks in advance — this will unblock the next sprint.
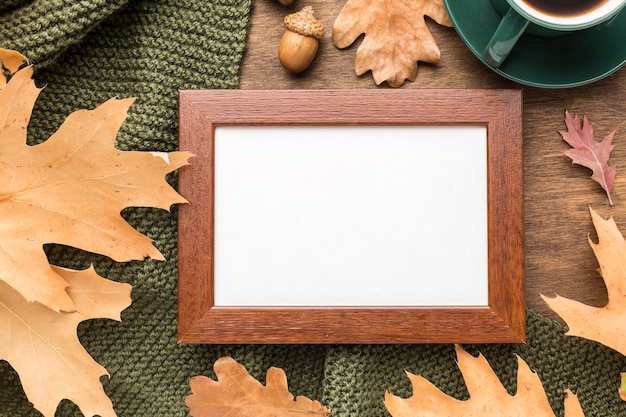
left=213, top=125, right=488, bottom=308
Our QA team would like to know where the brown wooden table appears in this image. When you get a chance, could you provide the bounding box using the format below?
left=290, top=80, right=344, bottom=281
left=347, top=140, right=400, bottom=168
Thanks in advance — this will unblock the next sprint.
left=239, top=0, right=626, bottom=321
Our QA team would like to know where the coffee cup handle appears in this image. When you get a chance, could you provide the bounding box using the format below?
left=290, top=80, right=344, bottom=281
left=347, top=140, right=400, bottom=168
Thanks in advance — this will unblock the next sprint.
left=482, top=7, right=530, bottom=68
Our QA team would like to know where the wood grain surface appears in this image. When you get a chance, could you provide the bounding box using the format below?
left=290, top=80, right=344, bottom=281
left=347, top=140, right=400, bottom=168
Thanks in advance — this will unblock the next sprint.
left=239, top=0, right=626, bottom=321
left=177, top=89, right=524, bottom=343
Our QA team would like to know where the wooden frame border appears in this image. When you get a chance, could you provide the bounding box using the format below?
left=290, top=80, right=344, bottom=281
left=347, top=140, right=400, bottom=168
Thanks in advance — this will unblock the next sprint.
left=177, top=89, right=524, bottom=344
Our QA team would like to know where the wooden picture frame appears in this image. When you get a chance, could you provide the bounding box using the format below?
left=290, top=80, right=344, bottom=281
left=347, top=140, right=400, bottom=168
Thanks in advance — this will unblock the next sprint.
left=177, top=89, right=524, bottom=344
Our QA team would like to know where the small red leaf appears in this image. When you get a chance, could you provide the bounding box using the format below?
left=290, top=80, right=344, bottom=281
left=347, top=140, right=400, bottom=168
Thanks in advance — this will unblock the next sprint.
left=560, top=111, right=617, bottom=205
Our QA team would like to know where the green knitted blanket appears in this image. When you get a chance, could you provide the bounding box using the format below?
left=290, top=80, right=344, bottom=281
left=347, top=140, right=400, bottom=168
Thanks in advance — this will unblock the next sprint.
left=1, top=1, right=625, bottom=416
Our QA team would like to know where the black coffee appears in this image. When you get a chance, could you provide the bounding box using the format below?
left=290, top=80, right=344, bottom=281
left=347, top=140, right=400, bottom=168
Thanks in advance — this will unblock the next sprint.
left=522, top=0, right=608, bottom=16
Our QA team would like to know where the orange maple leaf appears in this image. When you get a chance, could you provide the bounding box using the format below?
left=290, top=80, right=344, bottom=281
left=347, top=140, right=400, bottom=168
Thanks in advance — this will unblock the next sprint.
left=0, top=266, right=130, bottom=417
left=543, top=207, right=626, bottom=356
left=332, top=0, right=452, bottom=87
left=186, top=356, right=330, bottom=417
left=385, top=344, right=585, bottom=416
left=0, top=49, right=191, bottom=313
left=0, top=48, right=191, bottom=416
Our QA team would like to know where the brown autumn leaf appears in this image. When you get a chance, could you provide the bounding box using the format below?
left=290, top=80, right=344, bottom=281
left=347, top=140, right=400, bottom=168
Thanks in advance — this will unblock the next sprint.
left=186, top=356, right=330, bottom=417
left=560, top=111, right=617, bottom=205
left=543, top=207, right=626, bottom=357
left=0, top=51, right=191, bottom=313
left=332, top=0, right=452, bottom=87
left=385, top=344, right=585, bottom=417
left=0, top=266, right=130, bottom=417
left=0, top=48, right=191, bottom=416
left=0, top=48, right=28, bottom=88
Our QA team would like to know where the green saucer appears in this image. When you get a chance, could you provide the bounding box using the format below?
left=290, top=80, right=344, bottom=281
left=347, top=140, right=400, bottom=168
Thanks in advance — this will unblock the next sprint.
left=444, top=0, right=626, bottom=88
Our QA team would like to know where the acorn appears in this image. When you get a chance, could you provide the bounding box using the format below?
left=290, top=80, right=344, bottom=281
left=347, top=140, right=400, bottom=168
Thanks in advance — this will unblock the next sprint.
left=278, top=6, right=324, bottom=74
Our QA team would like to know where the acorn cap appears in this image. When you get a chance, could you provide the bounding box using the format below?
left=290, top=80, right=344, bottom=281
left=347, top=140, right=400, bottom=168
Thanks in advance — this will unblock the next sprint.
left=283, top=6, right=324, bottom=39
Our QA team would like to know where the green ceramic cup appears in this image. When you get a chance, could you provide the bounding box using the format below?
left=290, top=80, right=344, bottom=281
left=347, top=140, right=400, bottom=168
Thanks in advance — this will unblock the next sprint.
left=483, top=0, right=626, bottom=67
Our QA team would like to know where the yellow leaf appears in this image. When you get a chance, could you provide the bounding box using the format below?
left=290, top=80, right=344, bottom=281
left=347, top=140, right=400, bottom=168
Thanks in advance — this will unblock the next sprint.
left=0, top=61, right=192, bottom=313
left=0, top=265, right=131, bottom=417
left=186, top=356, right=330, bottom=417
left=384, top=344, right=585, bottom=416
left=332, top=0, right=452, bottom=87
left=543, top=207, right=626, bottom=356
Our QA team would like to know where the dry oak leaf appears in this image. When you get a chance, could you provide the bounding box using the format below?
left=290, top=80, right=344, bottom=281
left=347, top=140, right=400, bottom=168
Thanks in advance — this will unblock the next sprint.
left=0, top=48, right=28, bottom=88
left=384, top=344, right=585, bottom=417
left=186, top=356, right=330, bottom=417
left=543, top=207, right=626, bottom=357
left=0, top=47, right=191, bottom=416
left=561, top=111, right=617, bottom=205
left=0, top=55, right=191, bottom=313
left=332, top=0, right=452, bottom=87
left=0, top=266, right=131, bottom=417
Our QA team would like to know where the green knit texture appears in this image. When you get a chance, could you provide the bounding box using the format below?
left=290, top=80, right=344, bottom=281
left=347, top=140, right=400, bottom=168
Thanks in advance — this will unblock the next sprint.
left=1, top=1, right=626, bottom=416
